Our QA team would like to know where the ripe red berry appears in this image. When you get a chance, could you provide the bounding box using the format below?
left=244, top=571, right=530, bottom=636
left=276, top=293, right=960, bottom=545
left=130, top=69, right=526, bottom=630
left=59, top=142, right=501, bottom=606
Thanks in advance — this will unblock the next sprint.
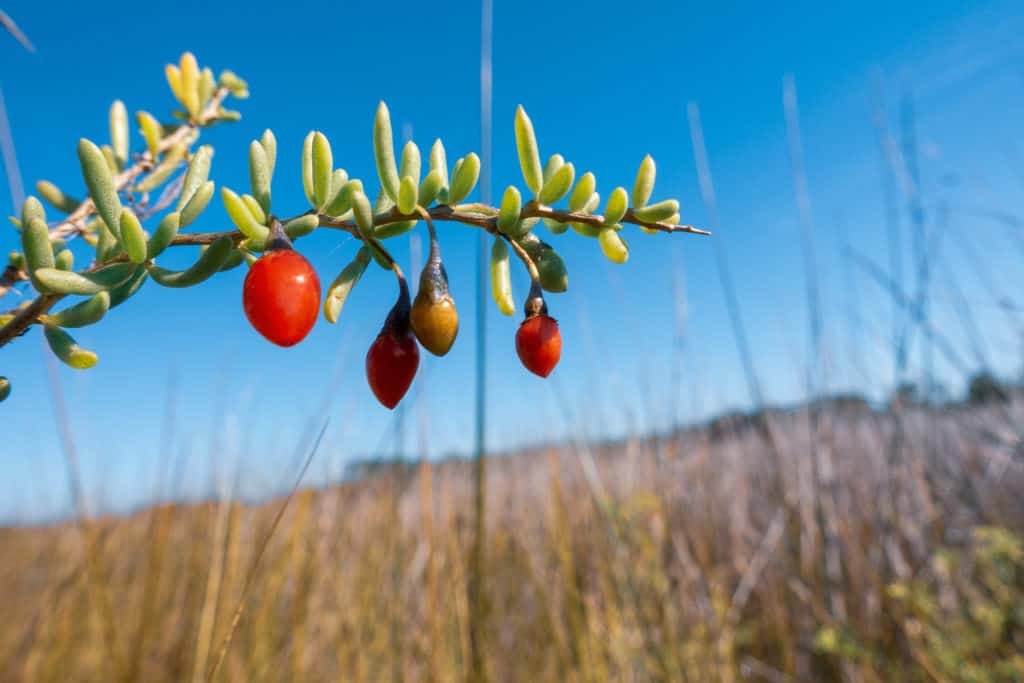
left=366, top=331, right=420, bottom=408
left=516, top=314, right=561, bottom=377
left=243, top=249, right=321, bottom=347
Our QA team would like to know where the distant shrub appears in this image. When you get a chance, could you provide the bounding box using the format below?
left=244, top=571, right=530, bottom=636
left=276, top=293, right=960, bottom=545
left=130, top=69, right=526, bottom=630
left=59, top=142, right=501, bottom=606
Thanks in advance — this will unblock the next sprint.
left=968, top=372, right=1010, bottom=405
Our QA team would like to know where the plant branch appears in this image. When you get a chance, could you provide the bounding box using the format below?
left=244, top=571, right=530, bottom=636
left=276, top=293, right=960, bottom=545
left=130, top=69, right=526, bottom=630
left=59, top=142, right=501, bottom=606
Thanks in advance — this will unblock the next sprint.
left=3, top=155, right=708, bottom=347
left=0, top=88, right=231, bottom=299
left=1, top=199, right=705, bottom=345
left=504, top=234, right=540, bottom=283
left=51, top=88, right=230, bottom=244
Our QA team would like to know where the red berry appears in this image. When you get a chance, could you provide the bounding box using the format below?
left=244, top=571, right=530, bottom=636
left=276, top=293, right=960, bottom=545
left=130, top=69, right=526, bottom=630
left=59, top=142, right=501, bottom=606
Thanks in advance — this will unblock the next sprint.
left=243, top=249, right=321, bottom=347
left=516, top=314, right=561, bottom=377
left=366, top=331, right=420, bottom=409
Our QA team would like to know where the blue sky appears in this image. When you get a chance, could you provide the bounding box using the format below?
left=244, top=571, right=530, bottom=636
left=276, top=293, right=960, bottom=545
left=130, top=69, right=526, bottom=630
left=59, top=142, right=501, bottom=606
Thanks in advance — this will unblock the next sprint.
left=2, top=0, right=1023, bottom=521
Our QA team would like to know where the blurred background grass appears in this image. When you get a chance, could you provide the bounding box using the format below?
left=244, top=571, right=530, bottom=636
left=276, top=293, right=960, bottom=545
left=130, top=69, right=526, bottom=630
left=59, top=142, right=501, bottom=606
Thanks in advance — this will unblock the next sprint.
left=0, top=393, right=1022, bottom=681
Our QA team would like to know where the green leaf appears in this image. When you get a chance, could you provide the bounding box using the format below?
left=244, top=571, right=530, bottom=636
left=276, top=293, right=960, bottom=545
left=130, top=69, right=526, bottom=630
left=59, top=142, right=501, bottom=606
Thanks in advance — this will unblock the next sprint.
left=261, top=129, right=277, bottom=178
left=54, top=249, right=74, bottom=271
left=284, top=214, right=319, bottom=240
left=489, top=237, right=515, bottom=316
left=147, top=212, right=180, bottom=259
left=0, top=377, right=9, bottom=402
left=632, top=154, right=655, bottom=208
left=21, top=195, right=46, bottom=226
left=543, top=154, right=565, bottom=184
left=36, top=181, right=81, bottom=214
left=136, top=111, right=162, bottom=156
left=198, top=68, right=216, bottom=109
left=222, top=187, right=269, bottom=241
left=77, top=138, right=122, bottom=239
left=44, top=326, right=98, bottom=369
left=217, top=249, right=246, bottom=272
left=120, top=209, right=148, bottom=264
left=312, top=131, right=333, bottom=209
left=418, top=170, right=444, bottom=207
left=108, top=266, right=148, bottom=308
left=95, top=220, right=122, bottom=262
left=599, top=227, right=629, bottom=264
left=351, top=191, right=375, bottom=238
left=179, top=52, right=200, bottom=116
left=218, top=69, right=249, bottom=97
left=374, top=220, right=416, bottom=239
left=539, top=162, right=575, bottom=205
left=324, top=247, right=371, bottom=323
left=241, top=194, right=267, bottom=224
left=570, top=189, right=603, bottom=237
left=398, top=176, right=418, bottom=215
left=134, top=143, right=186, bottom=192
left=249, top=140, right=272, bottom=214
left=147, top=237, right=232, bottom=288
left=301, top=131, right=316, bottom=206
left=542, top=218, right=568, bottom=234
left=446, top=158, right=463, bottom=205
left=429, top=139, right=448, bottom=189
left=165, top=64, right=183, bottom=102
left=374, top=102, right=400, bottom=201
left=33, top=263, right=137, bottom=295
left=604, top=186, right=628, bottom=225
left=497, top=186, right=524, bottom=237
left=329, top=169, right=349, bottom=198
left=323, top=179, right=362, bottom=217
left=538, top=247, right=568, bottom=292
left=516, top=231, right=543, bottom=261
left=374, top=188, right=396, bottom=213
left=569, top=172, right=596, bottom=212
left=45, top=291, right=110, bottom=328
left=179, top=180, right=215, bottom=228
left=514, top=105, right=543, bottom=194
left=631, top=199, right=679, bottom=223
left=19, top=216, right=50, bottom=272
left=400, top=140, right=421, bottom=185
left=176, top=145, right=213, bottom=211
left=448, top=153, right=480, bottom=205
left=20, top=213, right=55, bottom=289
left=101, top=145, right=119, bottom=174
left=110, top=100, right=129, bottom=169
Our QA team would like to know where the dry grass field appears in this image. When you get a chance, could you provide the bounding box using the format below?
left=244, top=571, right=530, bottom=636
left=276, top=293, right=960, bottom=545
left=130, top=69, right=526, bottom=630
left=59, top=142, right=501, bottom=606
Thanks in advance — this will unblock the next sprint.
left=1, top=396, right=1021, bottom=682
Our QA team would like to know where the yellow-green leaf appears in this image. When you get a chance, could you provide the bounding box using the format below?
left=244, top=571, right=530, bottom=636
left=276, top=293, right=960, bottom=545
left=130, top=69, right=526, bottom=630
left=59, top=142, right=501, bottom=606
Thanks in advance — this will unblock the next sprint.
left=599, top=227, right=629, bottom=264
left=448, top=153, right=480, bottom=205
left=490, top=237, right=515, bottom=316
left=604, top=187, right=628, bottom=225
left=44, top=326, right=98, bottom=369
left=632, top=155, right=655, bottom=208
left=569, top=172, right=596, bottom=212
left=514, top=105, right=543, bottom=194
left=539, top=162, right=575, bottom=206
left=249, top=140, right=271, bottom=213
left=374, top=102, right=400, bottom=201
left=109, top=100, right=129, bottom=169
left=120, top=209, right=148, bottom=263
left=36, top=181, right=80, bottom=214
left=77, top=138, right=122, bottom=239
left=400, top=140, right=421, bottom=185
left=398, top=176, right=418, bottom=215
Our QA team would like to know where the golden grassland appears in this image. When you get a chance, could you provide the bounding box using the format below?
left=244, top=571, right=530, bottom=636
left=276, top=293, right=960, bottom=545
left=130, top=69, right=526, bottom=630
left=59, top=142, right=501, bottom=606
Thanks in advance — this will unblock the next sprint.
left=1, top=399, right=1022, bottom=682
